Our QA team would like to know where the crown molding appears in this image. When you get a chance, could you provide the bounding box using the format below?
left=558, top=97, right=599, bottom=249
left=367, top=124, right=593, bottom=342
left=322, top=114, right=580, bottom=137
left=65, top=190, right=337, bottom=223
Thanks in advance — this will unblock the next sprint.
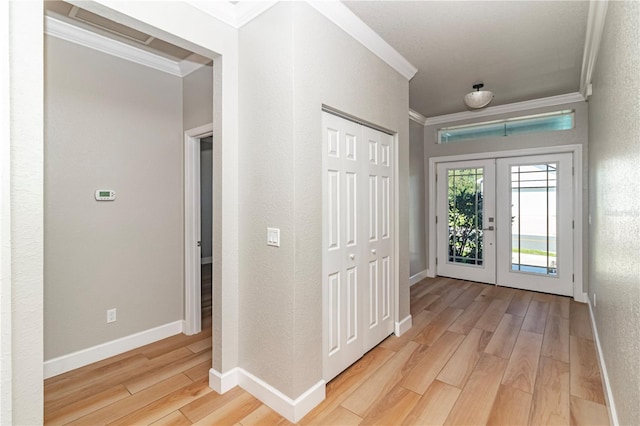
left=235, top=1, right=279, bottom=27
left=184, top=1, right=418, bottom=80
left=186, top=1, right=278, bottom=28
left=422, top=92, right=586, bottom=126
left=45, top=15, right=206, bottom=78
left=179, top=53, right=212, bottom=77
left=308, top=1, right=418, bottom=81
left=409, top=109, right=427, bottom=125
left=580, top=0, right=609, bottom=99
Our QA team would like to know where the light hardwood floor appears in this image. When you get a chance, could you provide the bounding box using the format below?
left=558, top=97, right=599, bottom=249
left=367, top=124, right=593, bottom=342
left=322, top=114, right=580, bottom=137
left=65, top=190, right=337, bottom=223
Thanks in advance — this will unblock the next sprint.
left=44, top=277, right=610, bottom=425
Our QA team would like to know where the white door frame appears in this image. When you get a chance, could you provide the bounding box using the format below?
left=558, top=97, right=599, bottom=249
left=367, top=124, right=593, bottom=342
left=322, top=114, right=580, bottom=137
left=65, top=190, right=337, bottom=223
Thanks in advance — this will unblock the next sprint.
left=184, top=123, right=214, bottom=335
left=428, top=144, right=585, bottom=302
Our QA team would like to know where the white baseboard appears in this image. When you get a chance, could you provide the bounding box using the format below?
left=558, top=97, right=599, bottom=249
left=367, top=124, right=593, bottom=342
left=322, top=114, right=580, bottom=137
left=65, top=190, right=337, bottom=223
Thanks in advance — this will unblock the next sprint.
left=210, top=367, right=325, bottom=423
left=574, top=291, right=589, bottom=303
left=409, top=269, right=429, bottom=286
left=209, top=367, right=239, bottom=394
left=44, top=320, right=184, bottom=379
left=395, top=314, right=412, bottom=337
left=238, top=369, right=325, bottom=423
left=587, top=298, right=619, bottom=426
left=427, top=268, right=435, bottom=278
left=201, top=256, right=212, bottom=265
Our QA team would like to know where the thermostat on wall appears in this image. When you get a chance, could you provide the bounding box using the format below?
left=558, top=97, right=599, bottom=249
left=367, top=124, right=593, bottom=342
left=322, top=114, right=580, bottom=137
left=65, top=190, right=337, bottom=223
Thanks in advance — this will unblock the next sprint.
left=95, top=190, right=116, bottom=201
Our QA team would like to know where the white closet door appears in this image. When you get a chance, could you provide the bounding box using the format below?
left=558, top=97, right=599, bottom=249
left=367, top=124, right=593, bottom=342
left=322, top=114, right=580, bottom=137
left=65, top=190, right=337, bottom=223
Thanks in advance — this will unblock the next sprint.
left=322, top=112, right=394, bottom=382
left=362, top=126, right=394, bottom=351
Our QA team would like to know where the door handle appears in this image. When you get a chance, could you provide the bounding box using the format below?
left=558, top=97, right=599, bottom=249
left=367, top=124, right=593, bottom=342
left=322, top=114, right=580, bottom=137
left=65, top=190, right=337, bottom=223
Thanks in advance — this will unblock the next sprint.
left=482, top=226, right=494, bottom=231
left=371, top=249, right=376, bottom=255
left=349, top=254, right=355, bottom=260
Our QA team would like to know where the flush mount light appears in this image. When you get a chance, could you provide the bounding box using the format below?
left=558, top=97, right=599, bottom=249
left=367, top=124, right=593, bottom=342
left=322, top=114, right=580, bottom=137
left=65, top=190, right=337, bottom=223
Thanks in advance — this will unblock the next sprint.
left=463, top=83, right=494, bottom=109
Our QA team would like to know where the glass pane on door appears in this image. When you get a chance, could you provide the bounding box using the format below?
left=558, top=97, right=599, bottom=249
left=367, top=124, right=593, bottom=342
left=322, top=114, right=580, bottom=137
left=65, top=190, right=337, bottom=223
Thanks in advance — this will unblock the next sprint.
left=510, top=163, right=557, bottom=275
left=447, top=168, right=484, bottom=266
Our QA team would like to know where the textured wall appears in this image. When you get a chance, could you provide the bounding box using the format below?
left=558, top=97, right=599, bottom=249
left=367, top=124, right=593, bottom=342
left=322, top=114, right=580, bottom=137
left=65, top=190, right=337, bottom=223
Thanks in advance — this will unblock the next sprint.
left=409, top=119, right=427, bottom=276
left=5, top=2, right=44, bottom=424
left=44, top=36, right=183, bottom=359
left=588, top=2, right=640, bottom=424
left=238, top=2, right=297, bottom=396
left=183, top=65, right=213, bottom=132
left=424, top=101, right=589, bottom=292
left=238, top=2, right=410, bottom=399
left=183, top=64, right=217, bottom=276
left=292, top=2, right=410, bottom=398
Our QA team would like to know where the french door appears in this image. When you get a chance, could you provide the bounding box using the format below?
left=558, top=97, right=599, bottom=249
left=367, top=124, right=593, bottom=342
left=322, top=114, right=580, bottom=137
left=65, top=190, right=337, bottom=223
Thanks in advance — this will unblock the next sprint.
left=322, top=112, right=395, bottom=382
left=436, top=153, right=574, bottom=296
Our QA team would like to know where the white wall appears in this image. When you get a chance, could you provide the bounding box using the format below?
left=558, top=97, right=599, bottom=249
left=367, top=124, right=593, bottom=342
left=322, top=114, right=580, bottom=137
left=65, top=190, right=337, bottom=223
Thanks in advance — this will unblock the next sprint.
left=423, top=101, right=589, bottom=292
left=183, top=64, right=214, bottom=131
left=183, top=64, right=215, bottom=264
left=588, top=2, right=640, bottom=424
left=409, top=119, right=427, bottom=277
left=44, top=36, right=184, bottom=359
left=238, top=2, right=410, bottom=399
left=3, top=2, right=44, bottom=424
left=76, top=0, right=242, bottom=375
left=5, top=0, right=241, bottom=420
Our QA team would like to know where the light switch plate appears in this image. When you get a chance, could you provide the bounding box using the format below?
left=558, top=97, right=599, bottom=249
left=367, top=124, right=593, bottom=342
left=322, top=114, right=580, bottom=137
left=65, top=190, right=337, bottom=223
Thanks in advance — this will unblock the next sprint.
left=267, top=227, right=280, bottom=247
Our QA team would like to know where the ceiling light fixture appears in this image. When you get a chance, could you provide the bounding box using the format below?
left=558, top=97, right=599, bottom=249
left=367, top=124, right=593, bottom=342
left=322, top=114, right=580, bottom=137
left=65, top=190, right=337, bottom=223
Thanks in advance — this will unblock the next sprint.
left=463, top=83, right=494, bottom=109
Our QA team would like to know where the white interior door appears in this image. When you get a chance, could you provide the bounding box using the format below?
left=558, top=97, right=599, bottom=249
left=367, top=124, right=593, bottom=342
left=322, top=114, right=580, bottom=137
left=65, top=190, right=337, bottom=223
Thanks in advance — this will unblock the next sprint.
left=322, top=112, right=394, bottom=382
left=362, top=126, right=394, bottom=351
left=436, top=153, right=574, bottom=297
left=436, top=160, right=496, bottom=284
left=496, top=153, right=574, bottom=296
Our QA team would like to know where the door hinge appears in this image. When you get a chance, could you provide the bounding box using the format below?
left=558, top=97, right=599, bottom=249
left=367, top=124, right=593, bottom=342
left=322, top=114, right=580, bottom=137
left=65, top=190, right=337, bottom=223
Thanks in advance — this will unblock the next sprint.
left=572, top=166, right=575, bottom=176
left=436, top=257, right=438, bottom=265
left=436, top=216, right=438, bottom=224
left=435, top=173, right=438, bottom=182
left=572, top=274, right=575, bottom=282
left=572, top=220, right=575, bottom=229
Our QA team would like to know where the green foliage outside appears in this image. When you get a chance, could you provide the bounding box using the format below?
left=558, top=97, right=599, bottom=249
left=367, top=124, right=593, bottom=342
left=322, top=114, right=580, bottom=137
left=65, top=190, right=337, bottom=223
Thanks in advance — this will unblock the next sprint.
left=448, top=170, right=483, bottom=264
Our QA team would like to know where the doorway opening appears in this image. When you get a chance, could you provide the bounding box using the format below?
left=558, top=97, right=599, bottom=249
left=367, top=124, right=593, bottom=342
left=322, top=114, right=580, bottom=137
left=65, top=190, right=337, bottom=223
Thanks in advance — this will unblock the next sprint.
left=200, top=136, right=213, bottom=329
left=184, top=124, right=214, bottom=335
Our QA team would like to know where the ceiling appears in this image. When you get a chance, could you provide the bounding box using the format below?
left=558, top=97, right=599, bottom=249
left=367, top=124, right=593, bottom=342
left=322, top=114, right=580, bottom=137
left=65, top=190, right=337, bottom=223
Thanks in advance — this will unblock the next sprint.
left=44, top=0, right=199, bottom=62
left=44, top=1, right=589, bottom=118
left=344, top=1, right=590, bottom=118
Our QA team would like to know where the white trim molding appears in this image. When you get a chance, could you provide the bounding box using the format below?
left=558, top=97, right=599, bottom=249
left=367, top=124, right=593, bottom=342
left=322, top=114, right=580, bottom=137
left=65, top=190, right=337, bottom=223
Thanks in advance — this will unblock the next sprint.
left=587, top=299, right=619, bottom=425
left=409, top=269, right=429, bottom=286
left=209, top=367, right=239, bottom=394
left=409, top=109, right=427, bottom=126
left=210, top=368, right=325, bottom=423
left=580, top=1, right=609, bottom=99
left=395, top=315, right=412, bottom=337
left=186, top=1, right=278, bottom=28
left=308, top=1, right=418, bottom=81
left=43, top=320, right=184, bottom=379
left=239, top=370, right=325, bottom=423
left=423, top=92, right=585, bottom=126
left=44, top=15, right=208, bottom=78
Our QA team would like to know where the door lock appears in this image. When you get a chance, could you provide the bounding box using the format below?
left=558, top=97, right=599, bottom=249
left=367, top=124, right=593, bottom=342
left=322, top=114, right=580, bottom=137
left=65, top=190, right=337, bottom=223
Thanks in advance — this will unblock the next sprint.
left=482, top=226, right=494, bottom=231
left=371, top=249, right=376, bottom=255
left=197, top=241, right=202, bottom=247
left=349, top=254, right=355, bottom=260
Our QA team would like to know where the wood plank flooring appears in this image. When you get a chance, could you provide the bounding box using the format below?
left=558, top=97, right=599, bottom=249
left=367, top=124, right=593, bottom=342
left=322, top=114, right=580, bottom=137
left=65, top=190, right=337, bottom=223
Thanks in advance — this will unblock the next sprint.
left=44, top=277, right=609, bottom=425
